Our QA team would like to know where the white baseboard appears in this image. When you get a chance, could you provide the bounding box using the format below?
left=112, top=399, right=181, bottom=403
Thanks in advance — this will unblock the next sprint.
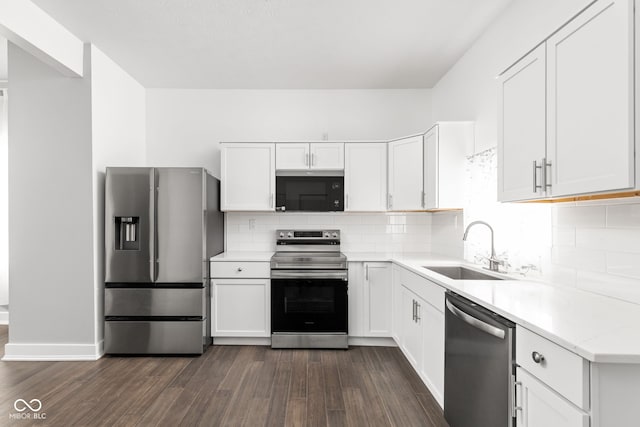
left=212, top=336, right=398, bottom=347
left=2, top=340, right=104, bottom=361
left=349, top=337, right=397, bottom=347
left=213, top=337, right=271, bottom=346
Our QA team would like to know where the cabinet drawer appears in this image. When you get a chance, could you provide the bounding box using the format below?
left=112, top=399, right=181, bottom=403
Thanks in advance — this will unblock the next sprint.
left=211, top=261, right=270, bottom=278
left=516, top=325, right=589, bottom=410
left=396, top=266, right=445, bottom=312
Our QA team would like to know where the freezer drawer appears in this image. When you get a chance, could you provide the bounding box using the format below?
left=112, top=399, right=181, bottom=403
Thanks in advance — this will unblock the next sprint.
left=105, top=287, right=205, bottom=317
left=105, top=320, right=206, bottom=354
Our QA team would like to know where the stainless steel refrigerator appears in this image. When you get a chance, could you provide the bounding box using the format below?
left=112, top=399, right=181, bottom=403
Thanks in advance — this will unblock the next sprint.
left=104, top=167, right=224, bottom=354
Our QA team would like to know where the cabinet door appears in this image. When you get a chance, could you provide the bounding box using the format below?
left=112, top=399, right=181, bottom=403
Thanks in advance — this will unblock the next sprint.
left=516, top=367, right=589, bottom=427
left=388, top=136, right=423, bottom=210
left=344, top=143, right=387, bottom=211
left=423, top=126, right=438, bottom=209
left=547, top=0, right=634, bottom=197
left=347, top=262, right=365, bottom=337
left=275, top=143, right=309, bottom=170
left=401, top=287, right=423, bottom=370
left=221, top=143, right=275, bottom=211
left=498, top=44, right=547, bottom=201
left=363, top=262, right=392, bottom=337
left=391, top=265, right=403, bottom=343
left=420, top=301, right=444, bottom=406
left=310, top=143, right=344, bottom=170
left=212, top=279, right=270, bottom=337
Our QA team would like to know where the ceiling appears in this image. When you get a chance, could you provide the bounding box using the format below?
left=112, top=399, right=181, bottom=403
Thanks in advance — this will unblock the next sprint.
left=31, top=0, right=511, bottom=89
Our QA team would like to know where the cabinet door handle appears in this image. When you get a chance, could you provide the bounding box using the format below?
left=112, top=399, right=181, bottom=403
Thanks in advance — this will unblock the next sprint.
left=532, top=160, right=542, bottom=193
left=544, top=158, right=552, bottom=191
left=311, top=153, right=316, bottom=166
left=415, top=302, right=421, bottom=322
left=388, top=194, right=393, bottom=209
left=365, top=264, right=369, bottom=281
left=237, top=267, right=243, bottom=272
left=421, top=191, right=425, bottom=208
left=531, top=351, right=545, bottom=364
left=513, top=380, right=523, bottom=416
left=412, top=300, right=416, bottom=321
left=305, top=153, right=309, bottom=166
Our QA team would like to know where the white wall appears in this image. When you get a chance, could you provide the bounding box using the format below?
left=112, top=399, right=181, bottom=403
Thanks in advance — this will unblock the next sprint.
left=0, top=83, right=7, bottom=306
left=0, top=0, right=83, bottom=76
left=6, top=43, right=95, bottom=356
left=146, top=89, right=433, bottom=177
left=432, top=0, right=594, bottom=153
left=431, top=0, right=640, bottom=305
left=89, top=45, right=146, bottom=344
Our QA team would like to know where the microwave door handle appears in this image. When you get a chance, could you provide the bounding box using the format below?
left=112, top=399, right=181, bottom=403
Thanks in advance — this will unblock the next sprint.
left=445, top=299, right=505, bottom=339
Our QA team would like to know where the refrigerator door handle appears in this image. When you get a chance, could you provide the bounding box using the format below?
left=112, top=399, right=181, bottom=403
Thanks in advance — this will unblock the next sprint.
left=149, top=169, right=157, bottom=282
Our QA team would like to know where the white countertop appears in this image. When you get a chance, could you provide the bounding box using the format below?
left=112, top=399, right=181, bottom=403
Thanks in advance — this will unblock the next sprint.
left=211, top=251, right=274, bottom=262
left=211, top=250, right=640, bottom=363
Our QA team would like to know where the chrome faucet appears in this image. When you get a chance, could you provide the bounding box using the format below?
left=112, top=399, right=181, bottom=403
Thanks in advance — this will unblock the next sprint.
left=462, top=220, right=503, bottom=272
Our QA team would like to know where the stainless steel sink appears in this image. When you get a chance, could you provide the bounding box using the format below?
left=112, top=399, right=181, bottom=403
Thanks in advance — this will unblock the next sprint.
left=422, top=266, right=504, bottom=280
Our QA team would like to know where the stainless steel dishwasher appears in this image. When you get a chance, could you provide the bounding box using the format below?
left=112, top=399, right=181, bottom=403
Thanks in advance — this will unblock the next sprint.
left=444, top=291, right=516, bottom=427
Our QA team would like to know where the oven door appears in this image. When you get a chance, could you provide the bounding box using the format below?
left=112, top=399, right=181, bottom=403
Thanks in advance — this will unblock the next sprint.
left=271, top=272, right=348, bottom=333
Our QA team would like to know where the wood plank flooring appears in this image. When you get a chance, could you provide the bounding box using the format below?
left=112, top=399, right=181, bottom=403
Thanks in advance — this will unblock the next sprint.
left=0, top=326, right=448, bottom=426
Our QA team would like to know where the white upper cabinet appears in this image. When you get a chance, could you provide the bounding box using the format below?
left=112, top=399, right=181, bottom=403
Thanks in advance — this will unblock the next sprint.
left=423, top=122, right=472, bottom=209
left=275, top=143, right=309, bottom=170
left=498, top=44, right=547, bottom=202
left=221, top=143, right=275, bottom=211
left=275, top=142, right=344, bottom=170
left=388, top=135, right=423, bottom=210
left=344, top=143, right=387, bottom=211
left=546, top=0, right=634, bottom=197
left=498, top=0, right=635, bottom=201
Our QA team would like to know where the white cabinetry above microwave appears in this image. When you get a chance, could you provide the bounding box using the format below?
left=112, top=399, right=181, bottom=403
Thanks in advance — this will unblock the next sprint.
left=498, top=0, right=635, bottom=202
left=275, top=143, right=344, bottom=170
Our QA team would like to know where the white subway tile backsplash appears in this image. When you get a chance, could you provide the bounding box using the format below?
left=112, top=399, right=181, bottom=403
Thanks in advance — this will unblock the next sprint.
left=552, top=227, right=575, bottom=246
left=606, top=252, right=640, bottom=280
left=553, top=205, right=606, bottom=228
left=606, top=203, right=640, bottom=228
left=576, top=228, right=640, bottom=253
left=551, top=246, right=606, bottom=273
left=225, top=211, right=433, bottom=254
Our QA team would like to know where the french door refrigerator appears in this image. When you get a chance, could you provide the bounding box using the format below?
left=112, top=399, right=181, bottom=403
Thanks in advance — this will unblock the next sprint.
left=104, top=167, right=223, bottom=354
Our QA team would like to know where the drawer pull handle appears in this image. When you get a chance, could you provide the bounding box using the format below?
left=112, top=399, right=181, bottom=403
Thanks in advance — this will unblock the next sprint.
left=532, top=351, right=545, bottom=364
left=237, top=267, right=243, bottom=272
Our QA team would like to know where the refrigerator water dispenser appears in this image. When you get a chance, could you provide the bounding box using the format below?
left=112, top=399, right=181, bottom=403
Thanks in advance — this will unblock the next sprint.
left=115, top=216, right=140, bottom=250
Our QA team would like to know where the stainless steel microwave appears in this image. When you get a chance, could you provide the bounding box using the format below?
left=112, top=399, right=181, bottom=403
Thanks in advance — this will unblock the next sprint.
left=275, top=173, right=344, bottom=212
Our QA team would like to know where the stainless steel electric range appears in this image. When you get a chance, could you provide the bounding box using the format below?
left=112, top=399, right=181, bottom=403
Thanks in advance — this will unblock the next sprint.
left=270, top=230, right=348, bottom=349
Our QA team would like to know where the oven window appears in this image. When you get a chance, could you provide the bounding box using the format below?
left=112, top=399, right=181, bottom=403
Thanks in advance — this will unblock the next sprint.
left=284, top=285, right=335, bottom=314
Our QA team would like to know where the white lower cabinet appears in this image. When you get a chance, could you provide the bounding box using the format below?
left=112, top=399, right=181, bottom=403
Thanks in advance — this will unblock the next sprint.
left=211, top=279, right=270, bottom=337
left=210, top=261, right=270, bottom=338
left=348, top=262, right=392, bottom=337
left=393, top=265, right=445, bottom=406
left=516, top=367, right=589, bottom=427
left=401, top=288, right=424, bottom=369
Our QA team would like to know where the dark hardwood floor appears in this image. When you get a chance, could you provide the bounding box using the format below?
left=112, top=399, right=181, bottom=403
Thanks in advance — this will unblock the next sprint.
left=0, top=326, right=448, bottom=426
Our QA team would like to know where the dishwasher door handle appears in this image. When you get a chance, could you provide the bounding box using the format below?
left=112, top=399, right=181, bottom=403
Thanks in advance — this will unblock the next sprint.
left=446, top=298, right=506, bottom=340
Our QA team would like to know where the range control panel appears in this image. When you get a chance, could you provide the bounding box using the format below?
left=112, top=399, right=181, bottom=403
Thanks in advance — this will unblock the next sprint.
left=275, top=229, right=340, bottom=240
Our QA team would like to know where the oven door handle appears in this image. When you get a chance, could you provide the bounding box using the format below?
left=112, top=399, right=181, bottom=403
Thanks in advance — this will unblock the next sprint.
left=271, top=270, right=348, bottom=280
